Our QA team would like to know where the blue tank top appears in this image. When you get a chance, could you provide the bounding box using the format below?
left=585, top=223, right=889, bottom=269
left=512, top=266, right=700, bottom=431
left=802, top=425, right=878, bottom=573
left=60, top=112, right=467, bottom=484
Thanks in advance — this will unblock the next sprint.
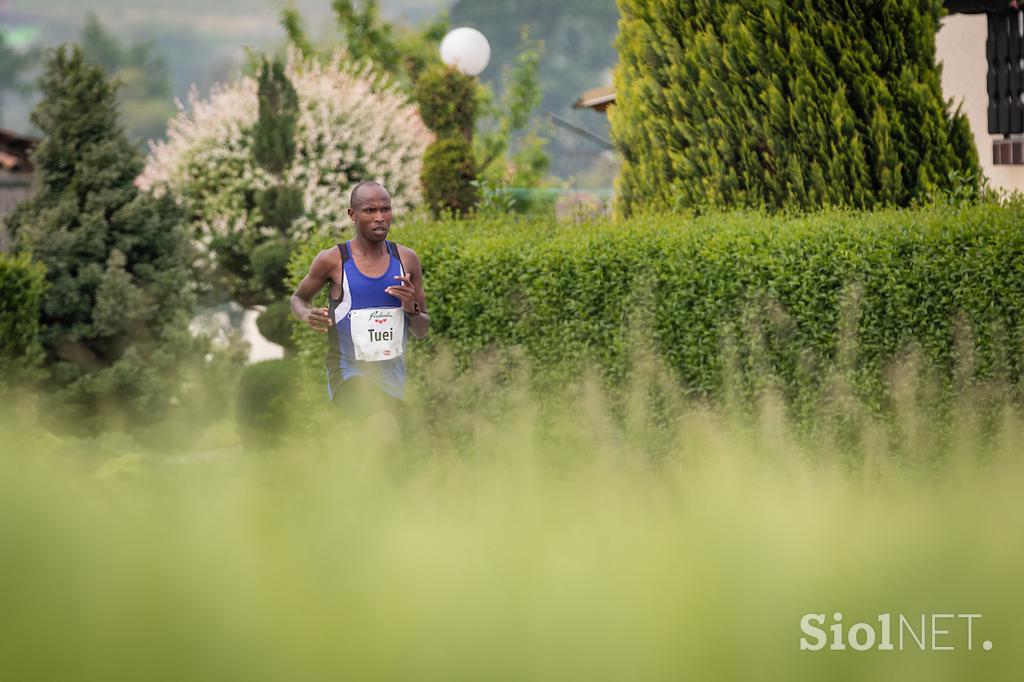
left=327, top=241, right=407, bottom=399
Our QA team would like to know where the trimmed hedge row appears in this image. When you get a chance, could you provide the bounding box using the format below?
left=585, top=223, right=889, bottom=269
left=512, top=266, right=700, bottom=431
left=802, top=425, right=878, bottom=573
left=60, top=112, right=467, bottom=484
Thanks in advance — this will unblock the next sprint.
left=288, top=205, right=1024, bottom=407
left=0, top=253, right=46, bottom=386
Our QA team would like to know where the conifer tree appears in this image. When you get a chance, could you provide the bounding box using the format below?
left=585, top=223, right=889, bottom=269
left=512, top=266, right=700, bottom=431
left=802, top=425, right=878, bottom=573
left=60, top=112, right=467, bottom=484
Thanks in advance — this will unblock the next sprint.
left=252, top=57, right=303, bottom=353
left=611, top=0, right=981, bottom=215
left=6, top=46, right=202, bottom=429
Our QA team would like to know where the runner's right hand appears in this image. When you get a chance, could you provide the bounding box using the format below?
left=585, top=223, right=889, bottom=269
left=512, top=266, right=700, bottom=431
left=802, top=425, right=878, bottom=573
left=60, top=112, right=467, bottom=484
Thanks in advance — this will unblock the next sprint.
left=305, top=307, right=331, bottom=333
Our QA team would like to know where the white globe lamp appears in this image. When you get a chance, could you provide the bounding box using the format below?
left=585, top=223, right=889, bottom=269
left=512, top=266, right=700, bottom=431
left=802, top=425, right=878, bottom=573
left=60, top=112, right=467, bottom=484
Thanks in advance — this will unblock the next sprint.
left=439, top=27, right=491, bottom=76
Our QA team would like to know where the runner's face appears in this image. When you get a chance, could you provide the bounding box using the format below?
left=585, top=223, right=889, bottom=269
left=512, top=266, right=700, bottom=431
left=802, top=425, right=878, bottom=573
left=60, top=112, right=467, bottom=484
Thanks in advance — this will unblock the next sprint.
left=349, top=187, right=393, bottom=242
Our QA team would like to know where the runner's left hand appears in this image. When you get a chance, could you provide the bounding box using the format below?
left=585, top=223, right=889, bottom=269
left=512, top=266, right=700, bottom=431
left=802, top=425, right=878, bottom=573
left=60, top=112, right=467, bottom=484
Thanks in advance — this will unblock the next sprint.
left=385, top=274, right=418, bottom=314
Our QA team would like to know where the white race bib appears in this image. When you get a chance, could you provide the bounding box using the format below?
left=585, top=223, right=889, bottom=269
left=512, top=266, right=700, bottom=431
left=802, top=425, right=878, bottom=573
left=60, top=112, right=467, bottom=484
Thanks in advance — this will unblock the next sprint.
left=349, top=307, right=405, bottom=362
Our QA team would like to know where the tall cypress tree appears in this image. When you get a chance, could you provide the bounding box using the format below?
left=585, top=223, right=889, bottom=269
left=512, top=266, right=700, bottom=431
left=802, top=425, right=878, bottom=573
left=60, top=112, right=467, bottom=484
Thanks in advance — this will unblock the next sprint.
left=6, top=46, right=201, bottom=429
left=611, top=0, right=981, bottom=215
left=251, top=57, right=303, bottom=353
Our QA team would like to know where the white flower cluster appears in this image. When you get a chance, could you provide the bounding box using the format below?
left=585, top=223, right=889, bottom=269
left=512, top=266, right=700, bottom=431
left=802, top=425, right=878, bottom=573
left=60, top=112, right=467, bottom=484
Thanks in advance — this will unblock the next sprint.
left=139, top=48, right=432, bottom=260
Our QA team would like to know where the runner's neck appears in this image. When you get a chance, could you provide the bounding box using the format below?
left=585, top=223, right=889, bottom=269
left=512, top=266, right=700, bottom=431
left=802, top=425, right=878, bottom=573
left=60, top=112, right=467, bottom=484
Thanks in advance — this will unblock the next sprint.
left=350, top=236, right=388, bottom=258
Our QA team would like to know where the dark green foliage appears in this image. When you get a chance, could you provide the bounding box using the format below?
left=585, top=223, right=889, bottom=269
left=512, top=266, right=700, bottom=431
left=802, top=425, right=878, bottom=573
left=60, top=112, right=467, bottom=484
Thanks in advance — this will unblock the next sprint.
left=416, top=63, right=481, bottom=218
left=611, top=0, right=982, bottom=215
left=0, top=254, right=45, bottom=388
left=255, top=299, right=298, bottom=354
left=251, top=56, right=302, bottom=348
left=250, top=238, right=293, bottom=297
left=236, top=358, right=299, bottom=450
left=6, top=46, right=204, bottom=430
left=414, top=63, right=478, bottom=138
left=255, top=185, right=304, bottom=233
left=291, top=203, right=1024, bottom=415
left=253, top=57, right=299, bottom=177
left=421, top=136, right=480, bottom=218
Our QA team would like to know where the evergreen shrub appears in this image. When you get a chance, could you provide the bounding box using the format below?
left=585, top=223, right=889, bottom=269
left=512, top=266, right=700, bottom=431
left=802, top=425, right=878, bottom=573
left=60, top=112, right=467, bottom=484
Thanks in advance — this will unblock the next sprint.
left=611, top=0, right=982, bottom=215
left=421, top=137, right=480, bottom=218
left=250, top=238, right=294, bottom=295
left=414, top=62, right=477, bottom=138
left=416, top=63, right=480, bottom=218
left=289, top=204, right=1024, bottom=411
left=255, top=299, right=298, bottom=351
left=236, top=358, right=299, bottom=451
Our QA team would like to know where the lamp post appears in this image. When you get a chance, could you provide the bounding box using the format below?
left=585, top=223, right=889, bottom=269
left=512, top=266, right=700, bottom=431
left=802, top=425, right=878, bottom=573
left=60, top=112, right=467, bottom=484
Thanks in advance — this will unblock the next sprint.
left=439, top=27, right=491, bottom=77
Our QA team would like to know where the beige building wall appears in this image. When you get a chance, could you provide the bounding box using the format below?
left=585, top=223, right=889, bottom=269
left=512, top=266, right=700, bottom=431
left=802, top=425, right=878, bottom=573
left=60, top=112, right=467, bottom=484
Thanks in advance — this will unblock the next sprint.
left=936, top=13, right=1024, bottom=193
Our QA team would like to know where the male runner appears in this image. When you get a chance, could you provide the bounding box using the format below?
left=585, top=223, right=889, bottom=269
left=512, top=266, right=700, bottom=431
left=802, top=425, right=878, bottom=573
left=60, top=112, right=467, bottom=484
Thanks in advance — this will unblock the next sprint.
left=290, top=181, right=429, bottom=411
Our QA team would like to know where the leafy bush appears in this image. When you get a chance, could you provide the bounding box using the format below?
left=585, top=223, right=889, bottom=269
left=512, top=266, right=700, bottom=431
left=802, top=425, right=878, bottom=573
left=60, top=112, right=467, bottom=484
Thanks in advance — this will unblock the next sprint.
left=0, top=253, right=45, bottom=388
left=416, top=63, right=481, bottom=219
left=611, top=0, right=981, bottom=215
left=255, top=299, right=298, bottom=352
left=414, top=63, right=477, bottom=138
left=255, top=185, right=304, bottom=234
left=421, top=136, right=480, bottom=219
left=236, top=358, right=300, bottom=451
left=289, top=204, right=1024, bottom=413
left=249, top=238, right=294, bottom=296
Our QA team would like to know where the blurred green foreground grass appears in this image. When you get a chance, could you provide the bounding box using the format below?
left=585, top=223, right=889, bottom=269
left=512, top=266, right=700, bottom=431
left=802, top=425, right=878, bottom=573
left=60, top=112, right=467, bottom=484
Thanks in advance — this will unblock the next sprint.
left=2, top=355, right=1023, bottom=682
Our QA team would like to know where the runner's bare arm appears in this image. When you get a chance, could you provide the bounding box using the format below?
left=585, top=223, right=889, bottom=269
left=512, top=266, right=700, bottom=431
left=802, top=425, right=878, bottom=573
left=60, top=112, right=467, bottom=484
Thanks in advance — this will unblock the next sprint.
left=390, top=246, right=430, bottom=339
left=291, top=248, right=338, bottom=333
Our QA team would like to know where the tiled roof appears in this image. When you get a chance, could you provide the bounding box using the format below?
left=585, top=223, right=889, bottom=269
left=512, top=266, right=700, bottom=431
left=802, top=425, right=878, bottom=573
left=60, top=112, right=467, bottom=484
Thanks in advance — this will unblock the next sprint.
left=0, top=128, right=38, bottom=173
left=573, top=85, right=616, bottom=112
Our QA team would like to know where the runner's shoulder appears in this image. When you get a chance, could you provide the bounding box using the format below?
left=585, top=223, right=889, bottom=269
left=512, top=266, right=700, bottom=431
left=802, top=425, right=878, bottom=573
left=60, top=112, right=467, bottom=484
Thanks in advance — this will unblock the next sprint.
left=316, top=244, right=344, bottom=263
left=394, top=242, right=421, bottom=265
left=309, top=245, right=343, bottom=276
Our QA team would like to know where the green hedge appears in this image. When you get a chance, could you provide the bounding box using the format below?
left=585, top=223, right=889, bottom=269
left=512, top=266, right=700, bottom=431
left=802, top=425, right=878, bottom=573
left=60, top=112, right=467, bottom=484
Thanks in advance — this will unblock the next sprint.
left=288, top=204, right=1024, bottom=408
left=236, top=358, right=300, bottom=451
left=0, top=253, right=46, bottom=388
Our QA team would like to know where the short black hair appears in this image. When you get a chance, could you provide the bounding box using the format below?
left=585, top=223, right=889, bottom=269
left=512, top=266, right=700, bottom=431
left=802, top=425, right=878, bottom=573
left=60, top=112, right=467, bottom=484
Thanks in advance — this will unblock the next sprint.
left=350, top=180, right=388, bottom=208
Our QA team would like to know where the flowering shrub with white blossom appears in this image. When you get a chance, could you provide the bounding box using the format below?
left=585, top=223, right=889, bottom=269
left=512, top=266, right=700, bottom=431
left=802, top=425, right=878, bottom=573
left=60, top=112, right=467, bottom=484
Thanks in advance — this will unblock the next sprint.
left=139, top=49, right=432, bottom=276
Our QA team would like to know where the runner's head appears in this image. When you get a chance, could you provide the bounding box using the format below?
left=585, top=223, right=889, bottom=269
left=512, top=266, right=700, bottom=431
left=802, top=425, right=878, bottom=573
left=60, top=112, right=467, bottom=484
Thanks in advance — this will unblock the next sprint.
left=348, top=181, right=392, bottom=243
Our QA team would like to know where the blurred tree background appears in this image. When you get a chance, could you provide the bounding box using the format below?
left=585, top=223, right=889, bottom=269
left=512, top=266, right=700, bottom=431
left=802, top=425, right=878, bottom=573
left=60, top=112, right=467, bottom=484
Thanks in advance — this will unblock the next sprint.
left=0, top=0, right=619, bottom=187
